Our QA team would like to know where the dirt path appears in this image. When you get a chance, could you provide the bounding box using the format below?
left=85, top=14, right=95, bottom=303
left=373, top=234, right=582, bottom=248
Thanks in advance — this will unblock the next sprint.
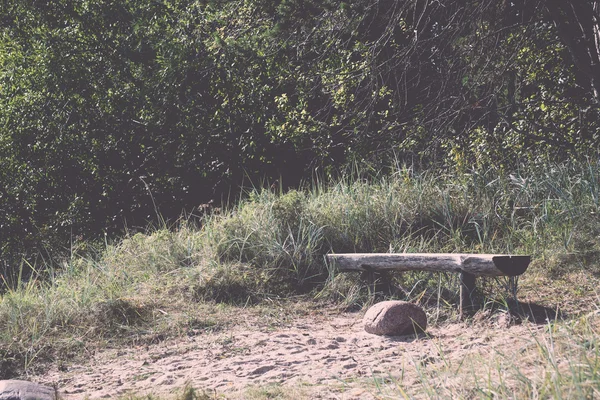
left=33, top=309, right=543, bottom=399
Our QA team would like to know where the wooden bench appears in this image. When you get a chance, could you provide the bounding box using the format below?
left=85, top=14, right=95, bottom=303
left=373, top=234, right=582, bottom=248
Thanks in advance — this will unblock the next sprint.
left=326, top=253, right=531, bottom=315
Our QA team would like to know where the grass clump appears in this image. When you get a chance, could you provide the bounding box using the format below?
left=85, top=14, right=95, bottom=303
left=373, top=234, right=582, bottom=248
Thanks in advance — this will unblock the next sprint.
left=209, top=189, right=325, bottom=292
left=118, top=384, right=213, bottom=400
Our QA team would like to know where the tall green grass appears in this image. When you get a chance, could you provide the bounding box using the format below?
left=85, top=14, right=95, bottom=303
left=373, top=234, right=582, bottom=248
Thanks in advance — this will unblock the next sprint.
left=1, top=161, right=600, bottom=378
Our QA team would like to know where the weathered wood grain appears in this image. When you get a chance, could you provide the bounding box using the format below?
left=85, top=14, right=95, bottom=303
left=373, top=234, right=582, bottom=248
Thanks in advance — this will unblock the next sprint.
left=326, top=253, right=530, bottom=277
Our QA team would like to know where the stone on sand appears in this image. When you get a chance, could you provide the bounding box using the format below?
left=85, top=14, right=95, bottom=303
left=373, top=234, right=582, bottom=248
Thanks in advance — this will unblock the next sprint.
left=363, top=301, right=427, bottom=336
left=0, top=380, right=58, bottom=400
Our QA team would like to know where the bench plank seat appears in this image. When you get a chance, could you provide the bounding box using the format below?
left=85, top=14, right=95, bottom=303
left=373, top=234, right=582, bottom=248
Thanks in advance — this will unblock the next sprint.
left=327, top=253, right=531, bottom=316
left=326, top=253, right=530, bottom=277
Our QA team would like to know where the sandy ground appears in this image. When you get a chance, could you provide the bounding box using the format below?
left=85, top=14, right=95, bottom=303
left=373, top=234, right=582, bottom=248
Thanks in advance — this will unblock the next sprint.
left=31, top=308, right=546, bottom=399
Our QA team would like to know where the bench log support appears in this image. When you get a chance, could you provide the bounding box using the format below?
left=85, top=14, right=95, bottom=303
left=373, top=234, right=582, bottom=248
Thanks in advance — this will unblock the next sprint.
left=459, top=271, right=476, bottom=317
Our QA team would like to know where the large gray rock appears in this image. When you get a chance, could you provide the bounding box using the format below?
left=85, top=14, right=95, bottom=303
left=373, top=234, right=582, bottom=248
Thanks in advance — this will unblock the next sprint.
left=0, top=380, right=58, bottom=400
left=363, top=301, right=427, bottom=336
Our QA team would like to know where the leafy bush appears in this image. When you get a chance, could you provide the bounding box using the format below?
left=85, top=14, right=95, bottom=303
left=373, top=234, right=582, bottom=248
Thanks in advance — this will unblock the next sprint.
left=2, top=0, right=600, bottom=279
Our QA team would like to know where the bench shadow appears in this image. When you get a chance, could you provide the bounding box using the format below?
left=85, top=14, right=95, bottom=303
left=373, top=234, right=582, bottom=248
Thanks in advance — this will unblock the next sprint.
left=508, top=300, right=565, bottom=324
left=464, top=299, right=565, bottom=324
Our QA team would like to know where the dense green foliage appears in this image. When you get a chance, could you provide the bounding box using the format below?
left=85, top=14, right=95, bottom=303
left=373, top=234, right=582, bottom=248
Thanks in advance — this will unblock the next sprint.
left=1, top=0, right=599, bottom=274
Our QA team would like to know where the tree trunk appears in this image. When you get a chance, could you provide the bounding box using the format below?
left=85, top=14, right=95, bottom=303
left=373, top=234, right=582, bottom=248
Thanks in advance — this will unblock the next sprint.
left=546, top=0, right=600, bottom=102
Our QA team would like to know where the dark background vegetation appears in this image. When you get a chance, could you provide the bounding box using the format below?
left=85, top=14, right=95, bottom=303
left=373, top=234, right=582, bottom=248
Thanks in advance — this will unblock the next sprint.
left=1, top=0, right=599, bottom=274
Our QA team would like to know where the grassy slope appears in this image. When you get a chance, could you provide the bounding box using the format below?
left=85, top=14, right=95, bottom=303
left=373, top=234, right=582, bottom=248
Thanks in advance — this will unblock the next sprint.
left=1, top=162, right=599, bottom=398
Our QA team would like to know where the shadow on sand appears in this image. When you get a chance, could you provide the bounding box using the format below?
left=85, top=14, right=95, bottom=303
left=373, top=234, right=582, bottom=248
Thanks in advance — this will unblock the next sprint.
left=463, top=299, right=565, bottom=324
left=508, top=300, right=565, bottom=324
